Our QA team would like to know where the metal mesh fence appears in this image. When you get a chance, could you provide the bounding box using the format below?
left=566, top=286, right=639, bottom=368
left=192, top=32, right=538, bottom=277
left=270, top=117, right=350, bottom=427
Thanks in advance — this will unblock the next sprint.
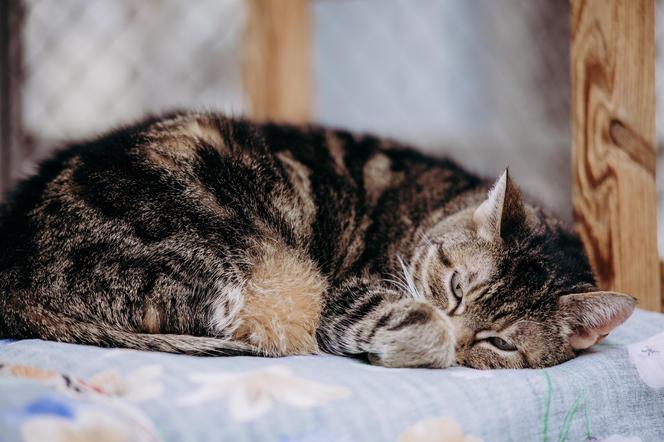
left=20, top=0, right=247, bottom=158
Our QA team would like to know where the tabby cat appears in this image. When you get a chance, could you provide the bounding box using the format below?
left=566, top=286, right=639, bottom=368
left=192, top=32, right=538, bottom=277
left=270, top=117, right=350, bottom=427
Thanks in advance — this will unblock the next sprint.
left=0, top=112, right=635, bottom=369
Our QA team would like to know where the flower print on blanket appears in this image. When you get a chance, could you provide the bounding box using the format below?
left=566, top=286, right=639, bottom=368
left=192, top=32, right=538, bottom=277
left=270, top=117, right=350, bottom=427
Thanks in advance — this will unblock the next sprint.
left=89, top=365, right=164, bottom=402
left=0, top=363, right=161, bottom=441
left=0, top=363, right=94, bottom=396
left=397, top=417, right=483, bottom=442
left=178, top=365, right=351, bottom=422
left=628, top=330, right=664, bottom=389
left=0, top=362, right=165, bottom=401
left=17, top=396, right=159, bottom=442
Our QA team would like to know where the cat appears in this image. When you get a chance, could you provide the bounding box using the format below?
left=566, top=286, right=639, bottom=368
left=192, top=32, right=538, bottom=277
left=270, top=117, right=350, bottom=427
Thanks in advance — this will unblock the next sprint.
left=0, top=111, right=635, bottom=369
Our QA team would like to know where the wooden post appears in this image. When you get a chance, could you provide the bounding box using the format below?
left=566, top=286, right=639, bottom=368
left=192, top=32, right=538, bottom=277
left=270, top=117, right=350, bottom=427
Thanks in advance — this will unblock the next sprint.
left=571, top=0, right=661, bottom=311
left=243, top=0, right=311, bottom=123
left=0, top=0, right=24, bottom=198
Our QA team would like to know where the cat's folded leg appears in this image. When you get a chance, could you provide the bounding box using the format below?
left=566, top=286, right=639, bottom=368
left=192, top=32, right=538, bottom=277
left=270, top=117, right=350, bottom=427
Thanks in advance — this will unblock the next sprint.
left=317, top=277, right=456, bottom=368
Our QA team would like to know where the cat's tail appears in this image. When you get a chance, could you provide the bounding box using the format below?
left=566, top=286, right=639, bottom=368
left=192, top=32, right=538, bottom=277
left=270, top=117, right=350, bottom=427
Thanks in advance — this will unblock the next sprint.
left=11, top=307, right=262, bottom=356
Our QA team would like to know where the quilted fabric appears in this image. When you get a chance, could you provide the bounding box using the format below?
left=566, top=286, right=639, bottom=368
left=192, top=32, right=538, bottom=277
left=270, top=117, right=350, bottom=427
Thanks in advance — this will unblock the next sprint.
left=1, top=308, right=663, bottom=442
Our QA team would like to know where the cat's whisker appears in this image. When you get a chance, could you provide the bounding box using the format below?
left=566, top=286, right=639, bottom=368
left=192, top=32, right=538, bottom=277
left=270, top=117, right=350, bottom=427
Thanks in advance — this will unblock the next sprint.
left=397, top=254, right=424, bottom=300
left=383, top=275, right=411, bottom=294
left=418, top=231, right=434, bottom=247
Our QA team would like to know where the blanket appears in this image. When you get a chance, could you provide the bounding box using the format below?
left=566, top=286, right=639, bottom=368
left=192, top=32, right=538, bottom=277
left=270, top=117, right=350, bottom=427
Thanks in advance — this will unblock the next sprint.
left=1, top=308, right=663, bottom=442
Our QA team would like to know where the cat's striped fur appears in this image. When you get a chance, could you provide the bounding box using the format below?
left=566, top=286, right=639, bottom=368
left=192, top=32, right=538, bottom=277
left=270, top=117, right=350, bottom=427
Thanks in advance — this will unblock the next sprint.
left=0, top=112, right=635, bottom=368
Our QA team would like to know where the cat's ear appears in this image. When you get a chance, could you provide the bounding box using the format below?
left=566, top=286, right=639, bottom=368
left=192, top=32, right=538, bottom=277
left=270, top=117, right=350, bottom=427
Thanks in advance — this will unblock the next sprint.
left=558, top=291, right=636, bottom=350
left=473, top=169, right=526, bottom=242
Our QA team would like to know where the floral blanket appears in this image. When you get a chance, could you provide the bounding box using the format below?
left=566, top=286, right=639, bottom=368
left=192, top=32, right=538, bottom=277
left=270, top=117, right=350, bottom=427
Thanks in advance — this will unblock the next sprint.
left=1, top=308, right=663, bottom=442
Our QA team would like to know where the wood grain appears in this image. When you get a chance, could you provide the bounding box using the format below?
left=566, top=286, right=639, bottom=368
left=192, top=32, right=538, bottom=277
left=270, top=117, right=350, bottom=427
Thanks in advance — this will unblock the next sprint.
left=571, top=0, right=661, bottom=311
left=661, top=261, right=664, bottom=309
left=243, top=0, right=311, bottom=123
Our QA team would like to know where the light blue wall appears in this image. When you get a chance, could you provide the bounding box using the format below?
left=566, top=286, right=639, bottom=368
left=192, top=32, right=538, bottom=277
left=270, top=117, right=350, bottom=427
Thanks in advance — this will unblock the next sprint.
left=312, top=0, right=571, bottom=220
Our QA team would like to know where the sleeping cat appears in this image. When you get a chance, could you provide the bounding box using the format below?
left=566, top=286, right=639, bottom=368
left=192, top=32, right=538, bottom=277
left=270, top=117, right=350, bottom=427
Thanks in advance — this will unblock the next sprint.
left=0, top=112, right=635, bottom=369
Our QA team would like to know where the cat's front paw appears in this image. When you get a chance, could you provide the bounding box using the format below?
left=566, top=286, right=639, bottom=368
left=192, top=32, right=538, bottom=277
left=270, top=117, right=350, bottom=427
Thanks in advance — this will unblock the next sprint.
left=366, top=300, right=455, bottom=368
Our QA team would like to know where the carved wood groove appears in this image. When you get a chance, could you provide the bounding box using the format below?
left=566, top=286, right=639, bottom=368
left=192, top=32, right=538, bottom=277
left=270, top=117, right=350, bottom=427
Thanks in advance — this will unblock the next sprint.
left=571, top=0, right=661, bottom=311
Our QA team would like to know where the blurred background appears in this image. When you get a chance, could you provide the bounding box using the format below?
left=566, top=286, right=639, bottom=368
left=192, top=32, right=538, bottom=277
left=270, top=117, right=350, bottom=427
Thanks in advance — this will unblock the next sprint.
left=0, top=0, right=661, bottom=255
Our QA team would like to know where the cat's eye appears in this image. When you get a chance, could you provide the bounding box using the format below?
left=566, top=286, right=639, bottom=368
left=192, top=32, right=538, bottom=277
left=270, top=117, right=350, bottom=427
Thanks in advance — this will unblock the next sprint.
left=487, top=336, right=518, bottom=352
left=450, top=271, right=463, bottom=300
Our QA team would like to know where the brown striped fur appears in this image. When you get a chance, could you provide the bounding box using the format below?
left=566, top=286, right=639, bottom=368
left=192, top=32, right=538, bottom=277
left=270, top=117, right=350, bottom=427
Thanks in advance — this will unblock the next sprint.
left=231, top=244, right=326, bottom=355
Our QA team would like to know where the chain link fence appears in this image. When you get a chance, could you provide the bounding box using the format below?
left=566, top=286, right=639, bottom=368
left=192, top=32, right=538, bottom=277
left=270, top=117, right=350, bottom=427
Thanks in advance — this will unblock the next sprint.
left=16, top=0, right=247, bottom=178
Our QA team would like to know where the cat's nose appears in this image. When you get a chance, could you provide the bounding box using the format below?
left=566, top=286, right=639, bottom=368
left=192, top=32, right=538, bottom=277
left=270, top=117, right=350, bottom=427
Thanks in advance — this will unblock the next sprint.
left=449, top=317, right=474, bottom=349
left=452, top=331, right=474, bottom=367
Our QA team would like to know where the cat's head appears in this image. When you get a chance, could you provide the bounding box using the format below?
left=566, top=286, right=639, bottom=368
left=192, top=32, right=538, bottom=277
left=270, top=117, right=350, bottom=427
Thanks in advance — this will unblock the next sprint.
left=414, top=170, right=635, bottom=369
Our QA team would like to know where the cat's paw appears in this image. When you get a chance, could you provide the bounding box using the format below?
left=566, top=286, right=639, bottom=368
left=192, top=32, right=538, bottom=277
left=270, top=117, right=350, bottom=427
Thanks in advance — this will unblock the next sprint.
left=366, top=300, right=455, bottom=368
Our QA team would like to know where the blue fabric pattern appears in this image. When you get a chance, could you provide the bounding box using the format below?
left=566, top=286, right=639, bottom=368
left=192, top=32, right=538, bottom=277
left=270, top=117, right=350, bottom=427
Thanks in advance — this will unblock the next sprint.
left=1, top=308, right=663, bottom=442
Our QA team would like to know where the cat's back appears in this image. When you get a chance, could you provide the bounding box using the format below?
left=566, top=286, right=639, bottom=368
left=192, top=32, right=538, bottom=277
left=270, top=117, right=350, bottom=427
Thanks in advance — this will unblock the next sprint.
left=0, top=112, right=360, bottom=286
left=0, top=110, right=478, bottom=287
